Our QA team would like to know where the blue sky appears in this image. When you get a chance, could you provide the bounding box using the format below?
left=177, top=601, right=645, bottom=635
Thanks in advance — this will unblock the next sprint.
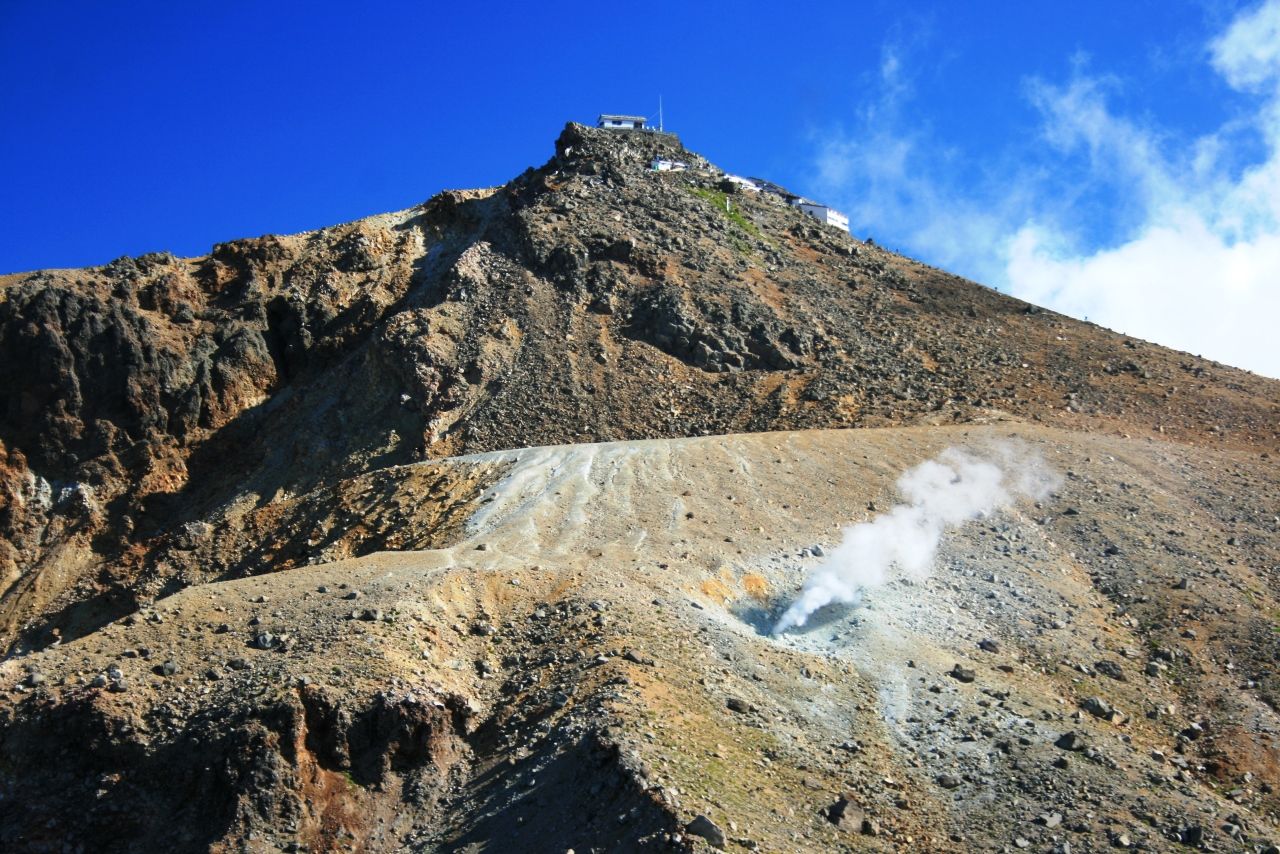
left=3, top=1, right=1277, bottom=376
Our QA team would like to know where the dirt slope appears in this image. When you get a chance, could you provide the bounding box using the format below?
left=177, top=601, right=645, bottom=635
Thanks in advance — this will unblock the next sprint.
left=2, top=423, right=1279, bottom=852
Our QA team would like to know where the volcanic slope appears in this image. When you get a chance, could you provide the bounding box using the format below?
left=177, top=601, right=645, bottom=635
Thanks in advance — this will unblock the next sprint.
left=0, top=124, right=1279, bottom=852
left=2, top=424, right=1279, bottom=853
left=1, top=123, right=1276, bottom=657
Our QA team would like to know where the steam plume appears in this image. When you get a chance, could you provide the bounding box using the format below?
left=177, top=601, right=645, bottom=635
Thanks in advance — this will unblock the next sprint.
left=772, top=446, right=1057, bottom=634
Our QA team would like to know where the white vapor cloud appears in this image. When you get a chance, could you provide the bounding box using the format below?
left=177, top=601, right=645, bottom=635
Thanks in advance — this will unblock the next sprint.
left=811, top=1, right=1280, bottom=378
left=773, top=446, right=1057, bottom=635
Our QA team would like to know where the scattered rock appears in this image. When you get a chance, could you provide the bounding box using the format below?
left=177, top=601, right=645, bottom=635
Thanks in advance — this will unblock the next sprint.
left=1055, top=731, right=1085, bottom=751
left=1095, top=660, right=1126, bottom=681
left=949, top=665, right=976, bottom=683
left=1179, top=825, right=1204, bottom=846
left=1081, top=696, right=1116, bottom=720
left=686, top=815, right=726, bottom=849
left=826, top=797, right=874, bottom=834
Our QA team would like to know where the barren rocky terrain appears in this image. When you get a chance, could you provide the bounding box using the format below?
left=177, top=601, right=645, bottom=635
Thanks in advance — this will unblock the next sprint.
left=1, top=124, right=1278, bottom=852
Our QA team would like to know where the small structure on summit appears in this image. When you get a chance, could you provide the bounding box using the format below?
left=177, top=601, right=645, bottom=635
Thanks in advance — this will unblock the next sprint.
left=742, top=178, right=849, bottom=232
left=793, top=199, right=849, bottom=233
left=651, top=157, right=688, bottom=172
left=598, top=114, right=648, bottom=130
left=748, top=177, right=794, bottom=199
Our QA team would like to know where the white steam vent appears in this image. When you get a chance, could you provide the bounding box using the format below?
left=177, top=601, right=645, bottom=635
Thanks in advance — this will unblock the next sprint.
left=772, top=445, right=1058, bottom=634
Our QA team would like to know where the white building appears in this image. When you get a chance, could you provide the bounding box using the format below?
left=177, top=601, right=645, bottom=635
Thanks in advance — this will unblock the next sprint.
left=651, top=157, right=688, bottom=172
left=598, top=114, right=647, bottom=130
left=794, top=201, right=849, bottom=233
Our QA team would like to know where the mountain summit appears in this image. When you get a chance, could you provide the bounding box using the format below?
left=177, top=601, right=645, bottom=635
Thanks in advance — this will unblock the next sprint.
left=1, top=124, right=1278, bottom=852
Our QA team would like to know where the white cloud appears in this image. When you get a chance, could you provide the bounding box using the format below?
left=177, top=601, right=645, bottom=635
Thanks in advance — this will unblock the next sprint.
left=1211, top=0, right=1280, bottom=91
left=1006, top=215, right=1280, bottom=374
left=811, top=0, right=1280, bottom=378
left=1005, top=0, right=1280, bottom=377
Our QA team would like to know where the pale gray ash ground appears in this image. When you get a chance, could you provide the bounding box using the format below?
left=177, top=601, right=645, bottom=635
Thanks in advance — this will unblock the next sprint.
left=1, top=124, right=1278, bottom=852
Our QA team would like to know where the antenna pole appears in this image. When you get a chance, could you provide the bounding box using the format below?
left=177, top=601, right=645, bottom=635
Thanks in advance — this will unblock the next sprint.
left=659, top=95, right=664, bottom=132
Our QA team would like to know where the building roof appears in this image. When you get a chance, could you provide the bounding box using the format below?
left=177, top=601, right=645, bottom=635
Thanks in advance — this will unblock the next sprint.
left=747, top=177, right=800, bottom=200
left=598, top=114, right=647, bottom=123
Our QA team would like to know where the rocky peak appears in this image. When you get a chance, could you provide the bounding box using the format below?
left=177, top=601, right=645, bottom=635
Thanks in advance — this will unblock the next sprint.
left=1, top=122, right=1279, bottom=853
left=550, top=121, right=707, bottom=175
left=0, top=123, right=1276, bottom=658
